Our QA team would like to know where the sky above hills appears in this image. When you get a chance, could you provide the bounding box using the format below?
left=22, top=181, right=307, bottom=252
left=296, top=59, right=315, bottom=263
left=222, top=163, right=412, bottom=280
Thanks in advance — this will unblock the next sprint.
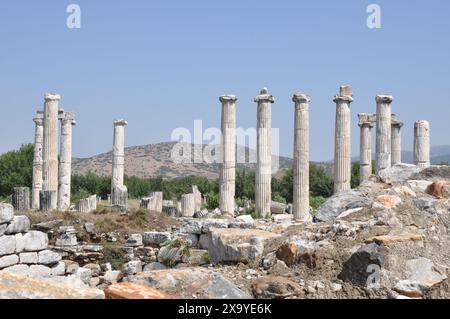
left=0, top=0, right=449, bottom=161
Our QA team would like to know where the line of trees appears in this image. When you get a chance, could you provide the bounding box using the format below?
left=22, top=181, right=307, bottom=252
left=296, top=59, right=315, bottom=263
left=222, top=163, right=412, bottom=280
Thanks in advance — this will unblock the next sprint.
left=0, top=144, right=362, bottom=208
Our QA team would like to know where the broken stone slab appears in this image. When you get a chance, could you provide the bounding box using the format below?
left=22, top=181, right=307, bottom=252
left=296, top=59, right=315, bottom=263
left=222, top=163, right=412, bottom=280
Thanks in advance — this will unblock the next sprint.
left=50, top=262, right=66, bottom=276
left=315, top=189, right=373, bottom=222
left=15, top=231, right=48, bottom=252
left=0, top=254, right=20, bottom=269
left=272, top=214, right=294, bottom=223
left=142, top=231, right=171, bottom=247
left=55, top=233, right=77, bottom=247
left=407, top=180, right=434, bottom=193
left=379, top=164, right=423, bottom=184
left=365, top=234, right=423, bottom=245
left=0, top=235, right=16, bottom=256
left=122, top=260, right=142, bottom=275
left=199, top=228, right=280, bottom=265
left=181, top=249, right=210, bottom=266
left=104, top=282, right=176, bottom=299
left=375, top=195, right=402, bottom=209
left=125, top=234, right=143, bottom=247
left=235, top=215, right=255, bottom=224
left=5, top=215, right=31, bottom=234
left=74, top=267, right=93, bottom=285
left=19, top=252, right=38, bottom=264
left=102, top=270, right=123, bottom=284
left=38, top=250, right=62, bottom=265
left=157, top=246, right=183, bottom=266
left=143, top=262, right=167, bottom=272
left=179, top=219, right=229, bottom=235
left=0, top=271, right=104, bottom=299
left=393, top=257, right=447, bottom=298
left=129, top=268, right=251, bottom=299
left=413, top=197, right=439, bottom=210
left=270, top=201, right=287, bottom=214
left=32, top=219, right=63, bottom=232
left=251, top=276, right=305, bottom=299
left=0, top=203, right=14, bottom=224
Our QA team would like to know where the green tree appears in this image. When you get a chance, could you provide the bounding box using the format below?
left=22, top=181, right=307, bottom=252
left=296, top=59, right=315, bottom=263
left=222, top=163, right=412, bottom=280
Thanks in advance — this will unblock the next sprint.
left=0, top=144, right=34, bottom=198
left=351, top=162, right=361, bottom=189
left=309, top=164, right=333, bottom=198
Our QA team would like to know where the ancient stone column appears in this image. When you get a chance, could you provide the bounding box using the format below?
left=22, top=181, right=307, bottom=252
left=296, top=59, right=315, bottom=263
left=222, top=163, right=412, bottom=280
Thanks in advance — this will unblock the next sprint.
left=31, top=114, right=44, bottom=209
left=219, top=95, right=237, bottom=215
left=181, top=194, right=195, bottom=217
left=41, top=93, right=60, bottom=210
left=255, top=88, right=275, bottom=218
left=333, top=86, right=353, bottom=194
left=140, top=192, right=163, bottom=213
left=292, top=92, right=312, bottom=222
left=391, top=115, right=404, bottom=166
left=192, top=185, right=202, bottom=212
left=358, top=113, right=375, bottom=183
left=375, top=95, right=393, bottom=174
left=111, top=119, right=128, bottom=209
left=414, top=120, right=431, bottom=168
left=12, top=187, right=30, bottom=211
left=58, top=112, right=76, bottom=211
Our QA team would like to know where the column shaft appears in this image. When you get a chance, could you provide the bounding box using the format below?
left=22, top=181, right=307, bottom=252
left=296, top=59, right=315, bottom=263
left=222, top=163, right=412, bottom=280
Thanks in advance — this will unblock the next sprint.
left=255, top=88, right=274, bottom=218
left=391, top=120, right=403, bottom=165
left=375, top=95, right=393, bottom=174
left=42, top=94, right=60, bottom=210
left=292, top=93, right=311, bottom=222
left=58, top=113, right=76, bottom=211
left=219, top=95, right=237, bottom=215
left=414, top=120, right=431, bottom=168
left=333, top=86, right=353, bottom=194
left=31, top=115, right=44, bottom=209
left=111, top=120, right=128, bottom=209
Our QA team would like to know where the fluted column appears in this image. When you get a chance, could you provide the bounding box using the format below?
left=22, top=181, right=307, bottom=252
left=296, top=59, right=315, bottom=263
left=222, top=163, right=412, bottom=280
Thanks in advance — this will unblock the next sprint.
left=292, top=93, right=312, bottom=222
left=391, top=115, right=403, bottom=165
left=358, top=113, right=375, bottom=183
left=111, top=119, right=128, bottom=209
left=41, top=93, right=60, bottom=210
left=58, top=112, right=76, bottom=211
left=333, top=86, right=353, bottom=194
left=414, top=120, right=430, bottom=168
left=219, top=95, right=237, bottom=215
left=31, top=114, right=44, bottom=209
left=375, top=95, right=393, bottom=174
left=255, top=88, right=275, bottom=218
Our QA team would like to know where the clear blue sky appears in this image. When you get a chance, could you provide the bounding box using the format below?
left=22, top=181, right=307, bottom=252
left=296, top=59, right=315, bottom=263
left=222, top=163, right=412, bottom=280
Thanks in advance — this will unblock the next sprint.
left=0, top=0, right=449, bottom=161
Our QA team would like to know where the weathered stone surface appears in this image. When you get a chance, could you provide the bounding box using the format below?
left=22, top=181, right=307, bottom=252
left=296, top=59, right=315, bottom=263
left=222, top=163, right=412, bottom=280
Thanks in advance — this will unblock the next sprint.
left=102, top=270, right=122, bottom=283
left=270, top=201, right=287, bottom=215
left=74, top=267, right=92, bottom=285
left=19, top=252, right=38, bottom=264
left=122, top=260, right=142, bottom=275
left=365, top=234, right=423, bottom=245
left=413, top=197, right=438, bottom=210
left=5, top=216, right=31, bottom=234
left=0, top=224, right=6, bottom=236
left=252, top=276, right=305, bottom=299
left=125, top=234, right=143, bottom=247
left=64, top=260, right=79, bottom=274
left=379, top=164, right=423, bottom=184
left=0, top=254, right=19, bottom=269
left=143, top=262, right=167, bottom=271
left=84, top=222, right=95, bottom=234
left=394, top=258, right=447, bottom=298
left=200, top=228, right=279, bottom=264
left=29, top=265, right=52, bottom=278
left=235, top=215, right=255, bottom=223
left=181, top=249, right=210, bottom=266
left=105, top=282, right=176, bottom=299
left=375, top=195, right=402, bottom=209
left=22, top=231, right=48, bottom=251
left=407, top=180, right=433, bottom=193
left=50, top=262, right=66, bottom=276
left=0, top=271, right=104, bottom=299
left=38, top=250, right=61, bottom=265
left=316, top=189, right=373, bottom=222
left=0, top=204, right=14, bottom=224
left=32, top=219, right=63, bottom=232
left=0, top=236, right=16, bottom=256
left=426, top=181, right=450, bottom=199
left=272, top=214, right=294, bottom=224
left=338, top=243, right=387, bottom=287
left=142, top=232, right=171, bottom=247
left=55, top=233, right=77, bottom=247
left=2, top=264, right=31, bottom=276
left=130, top=268, right=251, bottom=299
left=157, top=246, right=182, bottom=265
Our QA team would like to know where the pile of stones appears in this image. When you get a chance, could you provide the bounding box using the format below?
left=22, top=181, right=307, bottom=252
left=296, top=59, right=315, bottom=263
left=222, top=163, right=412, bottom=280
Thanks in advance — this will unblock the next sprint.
left=0, top=203, right=64, bottom=276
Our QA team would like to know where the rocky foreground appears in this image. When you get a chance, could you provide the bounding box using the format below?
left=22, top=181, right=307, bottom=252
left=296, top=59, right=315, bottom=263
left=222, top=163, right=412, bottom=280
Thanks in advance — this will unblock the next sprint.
left=1, top=164, right=449, bottom=299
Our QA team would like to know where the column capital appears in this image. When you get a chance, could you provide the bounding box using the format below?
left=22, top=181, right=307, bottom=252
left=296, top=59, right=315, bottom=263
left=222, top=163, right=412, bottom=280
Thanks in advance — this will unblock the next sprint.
left=292, top=92, right=311, bottom=103
left=219, top=95, right=237, bottom=103
left=61, top=112, right=76, bottom=126
left=254, top=88, right=275, bottom=103
left=33, top=117, right=44, bottom=126
left=376, top=94, right=393, bottom=104
left=114, top=119, right=128, bottom=126
left=333, top=85, right=354, bottom=103
left=44, top=93, right=61, bottom=101
left=391, top=120, right=404, bottom=128
left=358, top=113, right=376, bottom=127
left=415, top=120, right=430, bottom=127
